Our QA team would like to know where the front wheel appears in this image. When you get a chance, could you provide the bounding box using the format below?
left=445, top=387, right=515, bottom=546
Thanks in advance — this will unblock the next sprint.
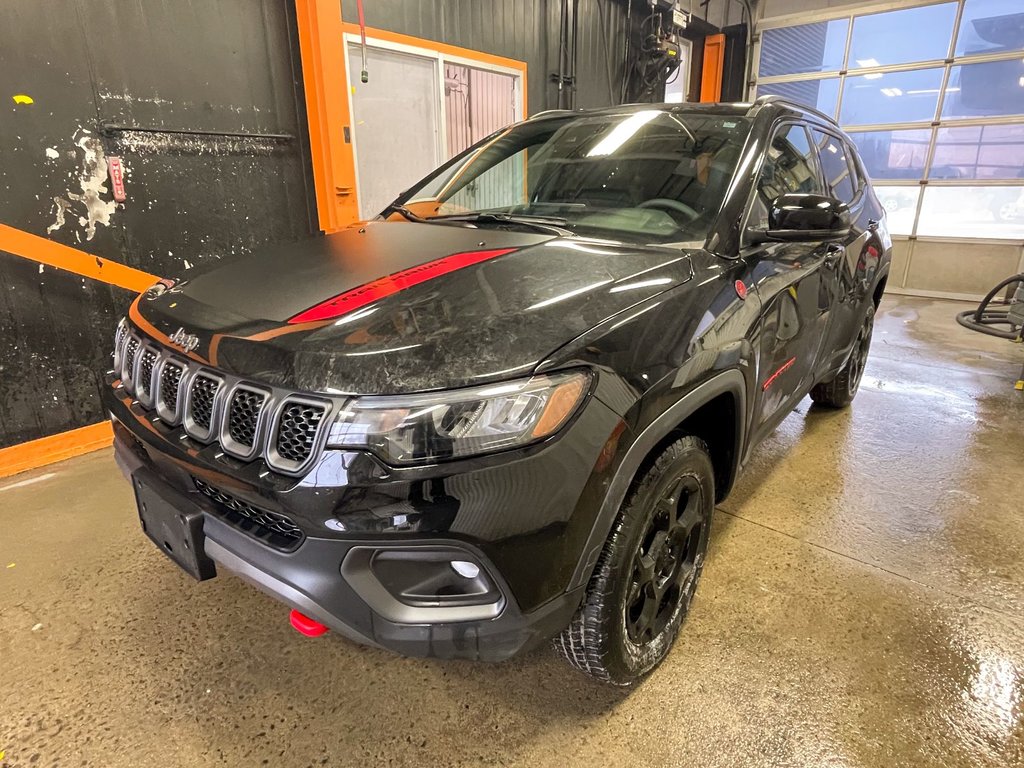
left=810, top=304, right=875, bottom=408
left=554, top=436, right=714, bottom=686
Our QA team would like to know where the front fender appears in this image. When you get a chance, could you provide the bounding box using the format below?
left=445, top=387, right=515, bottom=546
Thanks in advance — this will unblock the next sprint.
left=567, top=368, right=747, bottom=591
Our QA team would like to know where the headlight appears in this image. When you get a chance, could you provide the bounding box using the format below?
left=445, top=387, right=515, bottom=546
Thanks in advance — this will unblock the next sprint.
left=326, top=370, right=591, bottom=465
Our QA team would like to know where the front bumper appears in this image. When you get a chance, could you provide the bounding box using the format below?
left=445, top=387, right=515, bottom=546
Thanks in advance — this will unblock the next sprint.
left=104, top=375, right=621, bottom=661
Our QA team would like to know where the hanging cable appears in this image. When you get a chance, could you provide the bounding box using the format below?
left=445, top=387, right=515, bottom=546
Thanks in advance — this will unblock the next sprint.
left=356, top=0, right=368, bottom=83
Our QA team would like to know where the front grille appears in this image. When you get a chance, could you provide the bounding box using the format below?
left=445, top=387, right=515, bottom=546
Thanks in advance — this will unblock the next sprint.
left=189, top=375, right=220, bottom=431
left=160, top=362, right=184, bottom=413
left=276, top=402, right=326, bottom=463
left=227, top=389, right=266, bottom=449
left=111, top=324, right=336, bottom=477
left=123, top=337, right=140, bottom=386
left=193, top=477, right=303, bottom=550
left=137, top=348, right=157, bottom=399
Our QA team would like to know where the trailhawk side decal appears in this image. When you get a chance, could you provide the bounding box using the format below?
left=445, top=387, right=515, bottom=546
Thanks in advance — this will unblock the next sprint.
left=287, top=248, right=518, bottom=324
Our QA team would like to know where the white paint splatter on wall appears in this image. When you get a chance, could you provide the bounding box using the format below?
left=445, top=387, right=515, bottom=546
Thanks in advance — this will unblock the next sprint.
left=45, top=128, right=120, bottom=240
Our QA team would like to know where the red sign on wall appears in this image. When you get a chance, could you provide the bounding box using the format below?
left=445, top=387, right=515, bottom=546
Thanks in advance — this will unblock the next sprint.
left=108, top=156, right=127, bottom=202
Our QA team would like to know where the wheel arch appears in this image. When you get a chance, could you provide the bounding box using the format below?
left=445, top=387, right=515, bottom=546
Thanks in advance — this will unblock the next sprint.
left=568, top=369, right=747, bottom=591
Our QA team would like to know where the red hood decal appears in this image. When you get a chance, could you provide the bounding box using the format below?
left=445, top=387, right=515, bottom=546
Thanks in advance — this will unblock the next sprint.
left=286, top=247, right=517, bottom=324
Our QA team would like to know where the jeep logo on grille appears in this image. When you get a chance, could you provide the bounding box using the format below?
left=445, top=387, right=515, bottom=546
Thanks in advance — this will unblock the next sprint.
left=169, top=327, right=200, bottom=354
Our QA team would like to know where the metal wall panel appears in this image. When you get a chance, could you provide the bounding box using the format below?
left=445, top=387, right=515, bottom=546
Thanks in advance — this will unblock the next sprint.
left=342, top=0, right=631, bottom=113
left=0, top=0, right=317, bottom=448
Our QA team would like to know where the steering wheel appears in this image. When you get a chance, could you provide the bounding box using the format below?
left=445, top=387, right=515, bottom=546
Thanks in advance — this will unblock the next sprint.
left=638, top=198, right=700, bottom=221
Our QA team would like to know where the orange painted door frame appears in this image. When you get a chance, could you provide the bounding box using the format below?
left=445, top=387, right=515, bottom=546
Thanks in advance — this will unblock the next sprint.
left=295, top=0, right=528, bottom=232
left=294, top=0, right=360, bottom=232
left=700, top=33, right=725, bottom=103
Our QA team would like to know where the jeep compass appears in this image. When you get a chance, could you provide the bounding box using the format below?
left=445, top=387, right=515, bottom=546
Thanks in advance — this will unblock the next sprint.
left=104, top=97, right=891, bottom=685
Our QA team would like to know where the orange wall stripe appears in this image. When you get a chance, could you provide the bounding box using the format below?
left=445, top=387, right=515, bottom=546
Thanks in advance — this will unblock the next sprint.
left=296, top=0, right=360, bottom=232
left=700, top=33, right=725, bottom=103
left=0, top=223, right=157, bottom=293
left=0, top=422, right=113, bottom=479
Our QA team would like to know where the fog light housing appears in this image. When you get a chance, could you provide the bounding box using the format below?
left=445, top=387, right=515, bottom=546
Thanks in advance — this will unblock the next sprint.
left=370, top=550, right=497, bottom=607
left=341, top=546, right=504, bottom=623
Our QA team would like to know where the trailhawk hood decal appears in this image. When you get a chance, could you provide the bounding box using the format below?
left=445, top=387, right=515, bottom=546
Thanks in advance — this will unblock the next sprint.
left=131, top=221, right=695, bottom=394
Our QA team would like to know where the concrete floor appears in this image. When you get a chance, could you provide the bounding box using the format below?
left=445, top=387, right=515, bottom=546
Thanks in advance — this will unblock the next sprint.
left=2, top=295, right=1023, bottom=768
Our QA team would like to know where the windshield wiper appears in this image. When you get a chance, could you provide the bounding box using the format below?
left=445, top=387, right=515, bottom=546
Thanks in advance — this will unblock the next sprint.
left=430, top=212, right=574, bottom=237
left=378, top=203, right=430, bottom=223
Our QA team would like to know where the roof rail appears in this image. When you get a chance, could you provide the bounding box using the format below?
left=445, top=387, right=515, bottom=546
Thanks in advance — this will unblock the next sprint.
left=526, top=109, right=576, bottom=120
left=750, top=94, right=837, bottom=124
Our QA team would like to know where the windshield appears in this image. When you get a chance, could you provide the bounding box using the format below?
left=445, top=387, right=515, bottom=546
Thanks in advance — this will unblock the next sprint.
left=392, top=109, right=750, bottom=244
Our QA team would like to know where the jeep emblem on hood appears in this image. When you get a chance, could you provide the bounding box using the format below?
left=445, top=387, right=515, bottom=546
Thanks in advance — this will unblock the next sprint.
left=169, top=327, right=200, bottom=354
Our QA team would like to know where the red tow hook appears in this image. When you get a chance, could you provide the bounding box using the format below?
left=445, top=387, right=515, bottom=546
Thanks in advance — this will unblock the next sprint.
left=289, top=609, right=329, bottom=637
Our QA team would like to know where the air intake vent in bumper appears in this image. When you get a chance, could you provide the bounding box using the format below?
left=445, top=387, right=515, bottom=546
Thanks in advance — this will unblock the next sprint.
left=193, top=477, right=303, bottom=550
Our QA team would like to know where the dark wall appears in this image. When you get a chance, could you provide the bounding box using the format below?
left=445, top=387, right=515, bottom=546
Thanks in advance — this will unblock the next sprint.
left=340, top=0, right=631, bottom=113
left=0, top=0, right=317, bottom=448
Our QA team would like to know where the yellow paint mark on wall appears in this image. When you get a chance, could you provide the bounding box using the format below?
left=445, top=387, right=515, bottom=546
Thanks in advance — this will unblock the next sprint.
left=12, top=94, right=34, bottom=105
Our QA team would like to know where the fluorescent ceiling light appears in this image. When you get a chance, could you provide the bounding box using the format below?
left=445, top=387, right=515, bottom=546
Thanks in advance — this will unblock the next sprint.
left=856, top=58, right=880, bottom=68
left=880, top=87, right=903, bottom=97
left=587, top=111, right=660, bottom=157
left=863, top=72, right=883, bottom=80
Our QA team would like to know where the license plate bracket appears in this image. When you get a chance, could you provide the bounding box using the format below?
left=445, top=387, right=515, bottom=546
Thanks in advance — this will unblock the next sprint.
left=133, top=474, right=216, bottom=581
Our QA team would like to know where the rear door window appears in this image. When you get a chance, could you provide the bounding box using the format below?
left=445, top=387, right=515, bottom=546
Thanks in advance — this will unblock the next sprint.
left=812, top=129, right=855, bottom=203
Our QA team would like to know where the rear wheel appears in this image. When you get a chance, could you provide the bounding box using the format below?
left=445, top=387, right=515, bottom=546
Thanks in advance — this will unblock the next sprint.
left=810, top=305, right=875, bottom=408
left=554, top=436, right=714, bottom=686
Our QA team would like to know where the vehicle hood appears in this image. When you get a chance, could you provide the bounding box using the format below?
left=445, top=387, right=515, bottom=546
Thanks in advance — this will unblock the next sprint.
left=130, top=221, right=695, bottom=394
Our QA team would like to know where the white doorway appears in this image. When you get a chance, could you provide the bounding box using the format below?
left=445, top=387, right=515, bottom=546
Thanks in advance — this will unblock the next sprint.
left=344, top=34, right=525, bottom=220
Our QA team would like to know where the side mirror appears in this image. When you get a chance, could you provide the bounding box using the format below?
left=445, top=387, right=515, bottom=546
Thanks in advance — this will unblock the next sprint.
left=749, top=193, right=851, bottom=243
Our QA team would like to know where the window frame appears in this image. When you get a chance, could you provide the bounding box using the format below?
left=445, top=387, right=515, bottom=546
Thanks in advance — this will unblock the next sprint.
left=742, top=119, right=829, bottom=244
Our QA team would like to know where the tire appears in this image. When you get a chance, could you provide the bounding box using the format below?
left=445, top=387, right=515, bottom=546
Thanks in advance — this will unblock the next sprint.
left=554, top=436, right=714, bottom=686
left=810, top=304, right=875, bottom=409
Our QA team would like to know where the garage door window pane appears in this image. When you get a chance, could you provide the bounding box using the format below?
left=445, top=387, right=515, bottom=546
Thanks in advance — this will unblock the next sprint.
left=757, top=79, right=839, bottom=118
left=955, top=0, right=1024, bottom=56
left=849, top=3, right=957, bottom=68
left=873, top=186, right=920, bottom=235
left=931, top=125, right=1024, bottom=179
left=917, top=185, right=1024, bottom=238
left=847, top=129, right=931, bottom=180
left=759, top=20, right=849, bottom=77
left=840, top=68, right=945, bottom=126
left=941, top=60, right=1024, bottom=119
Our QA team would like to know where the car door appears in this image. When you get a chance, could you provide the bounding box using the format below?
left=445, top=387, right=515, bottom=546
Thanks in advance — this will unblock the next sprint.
left=743, top=122, right=842, bottom=440
left=811, top=131, right=880, bottom=373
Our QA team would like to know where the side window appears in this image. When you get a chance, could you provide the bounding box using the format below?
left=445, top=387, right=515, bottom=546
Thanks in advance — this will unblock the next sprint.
left=813, top=129, right=855, bottom=203
left=758, top=123, right=824, bottom=203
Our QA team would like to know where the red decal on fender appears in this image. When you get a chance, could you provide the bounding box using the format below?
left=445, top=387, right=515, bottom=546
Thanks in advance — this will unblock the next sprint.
left=762, top=356, right=797, bottom=391
left=287, top=248, right=517, bottom=324
left=735, top=279, right=748, bottom=300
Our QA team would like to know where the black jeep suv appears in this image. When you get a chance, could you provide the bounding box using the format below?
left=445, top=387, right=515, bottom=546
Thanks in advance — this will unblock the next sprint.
left=104, top=97, right=890, bottom=685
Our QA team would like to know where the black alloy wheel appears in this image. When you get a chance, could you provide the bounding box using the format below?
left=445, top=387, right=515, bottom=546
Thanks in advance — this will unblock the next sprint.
left=810, top=304, right=876, bottom=408
left=624, top=474, right=705, bottom=646
left=555, top=436, right=714, bottom=686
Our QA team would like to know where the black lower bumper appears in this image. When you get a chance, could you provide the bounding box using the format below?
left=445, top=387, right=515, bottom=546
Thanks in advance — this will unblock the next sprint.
left=113, top=432, right=583, bottom=661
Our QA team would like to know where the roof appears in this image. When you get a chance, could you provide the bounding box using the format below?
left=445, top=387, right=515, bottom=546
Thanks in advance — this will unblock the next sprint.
left=527, top=96, right=839, bottom=127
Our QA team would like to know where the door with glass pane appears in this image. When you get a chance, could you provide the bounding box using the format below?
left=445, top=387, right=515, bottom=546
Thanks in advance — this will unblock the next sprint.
left=748, top=123, right=840, bottom=437
left=348, top=44, right=442, bottom=219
